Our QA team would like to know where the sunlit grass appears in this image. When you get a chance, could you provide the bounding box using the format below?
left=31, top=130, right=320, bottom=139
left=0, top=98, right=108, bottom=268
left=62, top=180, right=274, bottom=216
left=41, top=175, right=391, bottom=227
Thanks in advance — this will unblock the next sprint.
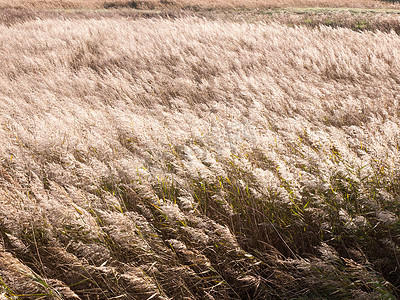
left=1, top=0, right=400, bottom=9
left=0, top=15, right=399, bottom=298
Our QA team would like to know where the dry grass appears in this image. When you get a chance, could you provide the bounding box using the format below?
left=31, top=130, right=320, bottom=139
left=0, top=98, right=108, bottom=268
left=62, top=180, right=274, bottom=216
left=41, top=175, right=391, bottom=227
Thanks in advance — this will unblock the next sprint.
left=0, top=14, right=400, bottom=299
left=1, top=0, right=400, bottom=9
left=161, top=0, right=400, bottom=9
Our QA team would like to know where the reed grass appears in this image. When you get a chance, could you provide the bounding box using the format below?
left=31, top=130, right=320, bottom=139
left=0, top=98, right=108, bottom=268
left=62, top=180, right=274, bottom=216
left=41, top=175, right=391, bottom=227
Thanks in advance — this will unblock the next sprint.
left=0, top=14, right=399, bottom=299
left=1, top=0, right=400, bottom=9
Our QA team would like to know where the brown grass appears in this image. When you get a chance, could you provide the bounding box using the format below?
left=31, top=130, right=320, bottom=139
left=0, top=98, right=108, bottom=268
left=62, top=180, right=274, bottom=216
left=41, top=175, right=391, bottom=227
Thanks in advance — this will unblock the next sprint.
left=1, top=0, right=400, bottom=10
left=1, top=15, right=400, bottom=299
left=167, top=0, right=400, bottom=9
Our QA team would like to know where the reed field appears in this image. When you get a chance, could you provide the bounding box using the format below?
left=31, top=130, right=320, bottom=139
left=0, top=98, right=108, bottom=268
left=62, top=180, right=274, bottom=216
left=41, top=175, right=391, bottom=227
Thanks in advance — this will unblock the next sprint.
left=1, top=0, right=400, bottom=9
left=0, top=1, right=400, bottom=299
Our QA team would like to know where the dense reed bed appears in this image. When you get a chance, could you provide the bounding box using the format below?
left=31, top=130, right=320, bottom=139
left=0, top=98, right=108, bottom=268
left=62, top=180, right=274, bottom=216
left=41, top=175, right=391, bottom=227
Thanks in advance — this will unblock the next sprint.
left=1, top=0, right=400, bottom=9
left=0, top=16, right=399, bottom=299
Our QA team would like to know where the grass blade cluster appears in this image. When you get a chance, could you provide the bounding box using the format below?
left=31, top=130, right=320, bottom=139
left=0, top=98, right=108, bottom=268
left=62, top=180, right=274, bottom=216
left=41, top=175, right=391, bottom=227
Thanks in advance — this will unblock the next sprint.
left=0, top=16, right=399, bottom=299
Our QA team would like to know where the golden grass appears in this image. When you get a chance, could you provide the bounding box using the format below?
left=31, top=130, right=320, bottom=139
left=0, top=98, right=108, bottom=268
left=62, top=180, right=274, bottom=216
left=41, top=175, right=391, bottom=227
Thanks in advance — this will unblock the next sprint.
left=0, top=14, right=399, bottom=299
left=166, top=0, right=400, bottom=9
left=1, top=0, right=399, bottom=9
